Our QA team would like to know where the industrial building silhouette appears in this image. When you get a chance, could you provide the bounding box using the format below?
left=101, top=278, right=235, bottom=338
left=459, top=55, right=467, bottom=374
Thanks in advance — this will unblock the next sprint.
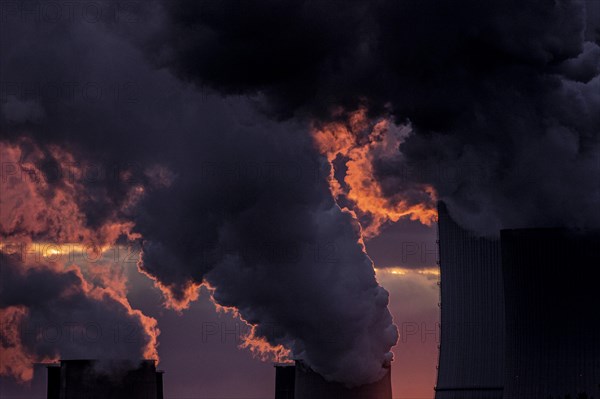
left=435, top=202, right=600, bottom=399
left=45, top=359, right=390, bottom=399
left=46, top=360, right=163, bottom=399
left=435, top=202, right=505, bottom=399
left=275, top=361, right=392, bottom=399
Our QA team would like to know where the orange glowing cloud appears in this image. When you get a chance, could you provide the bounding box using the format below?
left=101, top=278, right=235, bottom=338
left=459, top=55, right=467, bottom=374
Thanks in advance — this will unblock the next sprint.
left=312, top=108, right=437, bottom=238
left=0, top=139, right=160, bottom=381
left=0, top=244, right=161, bottom=381
left=0, top=306, right=59, bottom=382
left=73, top=262, right=160, bottom=361
left=0, top=139, right=142, bottom=246
left=140, top=274, right=203, bottom=313
left=201, top=283, right=292, bottom=364
left=239, top=326, right=292, bottom=364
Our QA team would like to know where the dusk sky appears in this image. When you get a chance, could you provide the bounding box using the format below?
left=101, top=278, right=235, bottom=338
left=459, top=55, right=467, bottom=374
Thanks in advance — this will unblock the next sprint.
left=1, top=1, right=599, bottom=398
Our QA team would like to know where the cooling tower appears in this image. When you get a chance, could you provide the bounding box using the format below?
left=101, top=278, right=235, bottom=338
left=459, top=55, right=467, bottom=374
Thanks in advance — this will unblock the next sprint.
left=46, top=359, right=163, bottom=399
left=275, top=363, right=296, bottom=399
left=47, top=365, right=60, bottom=399
left=156, top=370, right=164, bottom=399
left=501, top=228, right=600, bottom=399
left=293, top=360, right=392, bottom=399
left=435, top=202, right=505, bottom=399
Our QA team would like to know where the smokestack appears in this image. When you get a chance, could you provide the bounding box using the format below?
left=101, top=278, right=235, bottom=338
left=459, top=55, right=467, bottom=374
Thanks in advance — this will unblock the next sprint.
left=274, top=364, right=296, bottom=399
left=46, top=365, right=60, bottom=399
left=45, top=360, right=164, bottom=399
left=156, top=370, right=164, bottom=399
left=293, top=360, right=392, bottom=399
left=435, top=202, right=505, bottom=399
left=501, top=228, right=600, bottom=399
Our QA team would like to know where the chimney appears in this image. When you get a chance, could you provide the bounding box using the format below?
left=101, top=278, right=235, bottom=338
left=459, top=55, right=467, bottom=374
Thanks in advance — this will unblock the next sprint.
left=156, top=370, right=164, bottom=399
left=46, top=364, right=60, bottom=399
left=274, top=363, right=296, bottom=399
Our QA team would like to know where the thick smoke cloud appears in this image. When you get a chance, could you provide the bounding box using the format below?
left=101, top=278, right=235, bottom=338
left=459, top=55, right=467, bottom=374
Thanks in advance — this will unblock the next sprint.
left=0, top=253, right=157, bottom=381
left=133, top=117, right=399, bottom=385
left=129, top=112, right=399, bottom=385
left=1, top=0, right=397, bottom=386
left=151, top=0, right=600, bottom=234
left=4, top=0, right=597, bottom=388
left=0, top=140, right=158, bottom=381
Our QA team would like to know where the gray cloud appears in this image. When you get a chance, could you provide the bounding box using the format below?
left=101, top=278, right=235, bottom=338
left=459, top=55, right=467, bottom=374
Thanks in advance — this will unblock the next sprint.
left=0, top=254, right=155, bottom=377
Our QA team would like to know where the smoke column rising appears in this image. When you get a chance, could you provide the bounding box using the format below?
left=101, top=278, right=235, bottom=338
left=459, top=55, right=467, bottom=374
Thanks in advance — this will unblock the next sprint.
left=1, top=0, right=399, bottom=387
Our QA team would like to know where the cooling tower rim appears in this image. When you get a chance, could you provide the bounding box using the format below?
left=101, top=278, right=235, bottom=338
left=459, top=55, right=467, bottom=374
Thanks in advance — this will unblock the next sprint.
left=501, top=227, right=566, bottom=233
left=52, top=359, right=159, bottom=367
left=273, top=362, right=295, bottom=368
left=33, top=361, right=60, bottom=366
left=500, top=227, right=600, bottom=236
left=293, top=359, right=391, bottom=369
left=293, top=359, right=392, bottom=376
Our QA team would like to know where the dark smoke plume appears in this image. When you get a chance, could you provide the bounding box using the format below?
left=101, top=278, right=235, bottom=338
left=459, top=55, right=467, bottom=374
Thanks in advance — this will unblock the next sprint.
left=150, top=0, right=600, bottom=234
left=1, top=0, right=397, bottom=386
left=2, top=0, right=599, bottom=388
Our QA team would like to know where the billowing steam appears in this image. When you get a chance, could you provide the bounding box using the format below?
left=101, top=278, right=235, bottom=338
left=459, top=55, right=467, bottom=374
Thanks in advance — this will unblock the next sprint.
left=133, top=122, right=399, bottom=385
left=0, top=141, right=158, bottom=381
left=311, top=107, right=437, bottom=237
left=1, top=0, right=398, bottom=387
left=2, top=0, right=598, bottom=389
left=152, top=0, right=600, bottom=235
left=0, top=253, right=159, bottom=380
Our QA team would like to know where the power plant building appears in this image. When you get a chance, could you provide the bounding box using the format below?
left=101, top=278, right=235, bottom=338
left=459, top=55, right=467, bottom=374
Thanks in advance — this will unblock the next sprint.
left=435, top=201, right=600, bottom=399
left=501, top=229, right=600, bottom=399
left=434, top=202, right=505, bottom=399
left=275, top=363, right=295, bottom=399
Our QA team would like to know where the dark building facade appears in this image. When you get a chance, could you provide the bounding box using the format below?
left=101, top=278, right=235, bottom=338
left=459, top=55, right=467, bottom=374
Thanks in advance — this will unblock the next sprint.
left=501, top=228, right=600, bottom=399
left=47, top=359, right=163, bottom=399
left=275, top=364, right=296, bottom=399
left=435, top=201, right=600, bottom=399
left=435, top=202, right=505, bottom=399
